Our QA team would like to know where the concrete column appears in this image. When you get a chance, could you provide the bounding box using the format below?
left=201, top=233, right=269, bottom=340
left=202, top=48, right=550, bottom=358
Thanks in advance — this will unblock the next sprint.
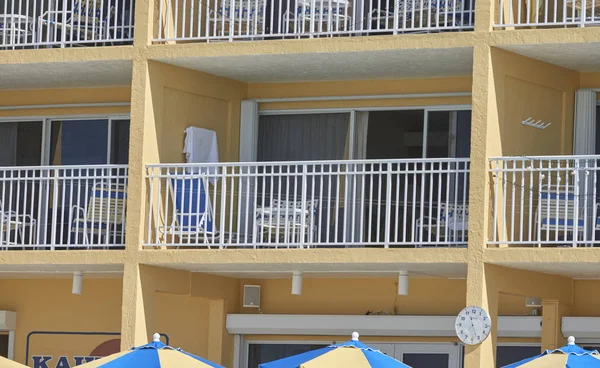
left=541, top=300, right=569, bottom=351
left=120, top=262, right=152, bottom=349
left=474, top=0, right=495, bottom=31
left=464, top=42, right=499, bottom=368
left=120, top=265, right=192, bottom=349
left=132, top=0, right=155, bottom=46
left=464, top=261, right=498, bottom=368
left=207, top=299, right=226, bottom=364
left=126, top=58, right=153, bottom=252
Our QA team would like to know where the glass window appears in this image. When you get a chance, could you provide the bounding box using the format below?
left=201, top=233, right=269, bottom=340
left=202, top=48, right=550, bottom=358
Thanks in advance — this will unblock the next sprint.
left=496, top=346, right=540, bottom=367
left=49, top=119, right=130, bottom=165
left=247, top=343, right=327, bottom=368
left=403, top=353, right=450, bottom=368
left=51, top=120, right=109, bottom=165
left=0, top=121, right=43, bottom=166
left=582, top=345, right=600, bottom=352
left=110, top=119, right=131, bottom=164
left=0, top=334, right=7, bottom=358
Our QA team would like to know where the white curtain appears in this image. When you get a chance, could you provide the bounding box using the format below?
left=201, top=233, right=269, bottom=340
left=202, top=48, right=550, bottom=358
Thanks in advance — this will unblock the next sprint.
left=238, top=100, right=259, bottom=239
left=573, top=89, right=597, bottom=243
left=573, top=89, right=597, bottom=155
left=353, top=111, right=369, bottom=160
left=344, top=111, right=369, bottom=246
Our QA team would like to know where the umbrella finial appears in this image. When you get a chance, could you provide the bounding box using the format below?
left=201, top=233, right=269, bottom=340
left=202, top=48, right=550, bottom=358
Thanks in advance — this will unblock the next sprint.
left=568, top=336, right=575, bottom=345
left=351, top=332, right=359, bottom=341
left=153, top=333, right=161, bottom=342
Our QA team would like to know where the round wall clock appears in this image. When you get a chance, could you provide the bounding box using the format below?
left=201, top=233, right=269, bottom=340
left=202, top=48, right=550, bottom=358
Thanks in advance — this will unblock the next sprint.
left=455, top=306, right=491, bottom=345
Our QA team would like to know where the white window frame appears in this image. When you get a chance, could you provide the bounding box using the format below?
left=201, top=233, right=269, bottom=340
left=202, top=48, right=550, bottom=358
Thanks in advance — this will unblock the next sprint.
left=0, top=114, right=130, bottom=166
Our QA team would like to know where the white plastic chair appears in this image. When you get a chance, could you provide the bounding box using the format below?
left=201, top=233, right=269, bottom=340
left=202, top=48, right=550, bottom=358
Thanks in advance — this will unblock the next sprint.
left=0, top=200, right=37, bottom=249
left=209, top=0, right=265, bottom=38
left=285, top=0, right=353, bottom=34
left=0, top=14, right=33, bottom=47
left=415, top=203, right=468, bottom=247
left=255, top=198, right=319, bottom=247
left=369, top=0, right=465, bottom=30
left=38, top=0, right=113, bottom=46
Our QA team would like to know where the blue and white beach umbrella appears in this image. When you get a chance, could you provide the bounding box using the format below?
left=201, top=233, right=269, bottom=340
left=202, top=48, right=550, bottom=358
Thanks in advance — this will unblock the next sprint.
left=503, top=337, right=600, bottom=368
left=259, top=332, right=412, bottom=368
left=76, top=333, right=224, bottom=368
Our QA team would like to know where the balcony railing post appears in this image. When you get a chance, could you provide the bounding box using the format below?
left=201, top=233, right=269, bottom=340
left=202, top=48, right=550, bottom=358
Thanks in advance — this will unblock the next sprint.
left=50, top=169, right=59, bottom=250
left=384, top=163, right=392, bottom=248
left=300, top=164, right=308, bottom=248
left=573, top=159, right=580, bottom=247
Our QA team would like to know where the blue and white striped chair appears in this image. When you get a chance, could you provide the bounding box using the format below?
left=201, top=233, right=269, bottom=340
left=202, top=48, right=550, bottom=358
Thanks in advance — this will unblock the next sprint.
left=535, top=185, right=586, bottom=243
left=70, top=182, right=126, bottom=248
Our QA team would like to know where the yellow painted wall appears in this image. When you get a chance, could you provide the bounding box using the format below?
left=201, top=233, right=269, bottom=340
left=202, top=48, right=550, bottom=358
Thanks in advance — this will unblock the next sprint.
left=154, top=293, right=210, bottom=354
left=146, top=61, right=246, bottom=165
left=0, top=277, right=122, bottom=366
left=490, top=48, right=579, bottom=157
left=0, top=87, right=131, bottom=117
left=571, top=280, right=600, bottom=317
left=239, top=277, right=532, bottom=316
left=240, top=277, right=467, bottom=315
left=579, top=72, right=600, bottom=90
left=191, top=273, right=241, bottom=367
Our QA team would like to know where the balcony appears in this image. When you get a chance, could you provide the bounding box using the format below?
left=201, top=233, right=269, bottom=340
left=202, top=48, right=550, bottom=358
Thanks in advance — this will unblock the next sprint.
left=145, top=158, right=470, bottom=248
left=495, top=0, right=599, bottom=28
left=0, top=165, right=128, bottom=250
left=488, top=155, right=600, bottom=248
left=154, top=0, right=474, bottom=42
left=0, top=0, right=134, bottom=49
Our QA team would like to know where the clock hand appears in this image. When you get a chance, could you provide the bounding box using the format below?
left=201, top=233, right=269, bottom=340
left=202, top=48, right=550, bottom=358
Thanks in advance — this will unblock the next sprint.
left=469, top=316, right=477, bottom=338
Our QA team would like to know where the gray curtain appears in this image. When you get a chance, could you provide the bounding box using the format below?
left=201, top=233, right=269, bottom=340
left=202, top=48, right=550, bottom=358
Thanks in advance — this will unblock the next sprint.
left=0, top=123, right=17, bottom=167
left=256, top=113, right=350, bottom=244
left=257, top=113, right=349, bottom=162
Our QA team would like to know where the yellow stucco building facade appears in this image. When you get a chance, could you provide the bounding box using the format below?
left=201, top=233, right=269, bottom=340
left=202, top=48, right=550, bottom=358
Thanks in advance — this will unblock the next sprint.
left=3, top=0, right=600, bottom=366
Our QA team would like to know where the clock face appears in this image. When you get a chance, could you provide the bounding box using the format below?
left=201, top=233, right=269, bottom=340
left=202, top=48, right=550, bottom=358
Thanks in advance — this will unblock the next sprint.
left=455, top=306, right=491, bottom=345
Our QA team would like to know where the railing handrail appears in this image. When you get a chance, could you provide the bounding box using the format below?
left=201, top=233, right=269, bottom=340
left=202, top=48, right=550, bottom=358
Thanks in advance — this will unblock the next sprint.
left=0, top=164, right=129, bottom=170
left=147, top=157, right=471, bottom=168
left=490, top=155, right=600, bottom=161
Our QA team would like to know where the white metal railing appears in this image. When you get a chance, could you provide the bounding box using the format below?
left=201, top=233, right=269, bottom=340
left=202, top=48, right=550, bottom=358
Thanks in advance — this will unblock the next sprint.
left=0, top=0, right=134, bottom=49
left=0, top=165, right=128, bottom=249
left=154, top=0, right=474, bottom=42
left=495, top=0, right=600, bottom=27
left=489, top=155, right=600, bottom=247
left=145, top=158, right=470, bottom=248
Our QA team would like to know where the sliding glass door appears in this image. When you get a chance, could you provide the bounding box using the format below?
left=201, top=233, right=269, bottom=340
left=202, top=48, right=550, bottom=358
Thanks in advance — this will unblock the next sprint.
left=0, top=116, right=129, bottom=248
left=246, top=107, right=471, bottom=248
left=351, top=108, right=471, bottom=247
